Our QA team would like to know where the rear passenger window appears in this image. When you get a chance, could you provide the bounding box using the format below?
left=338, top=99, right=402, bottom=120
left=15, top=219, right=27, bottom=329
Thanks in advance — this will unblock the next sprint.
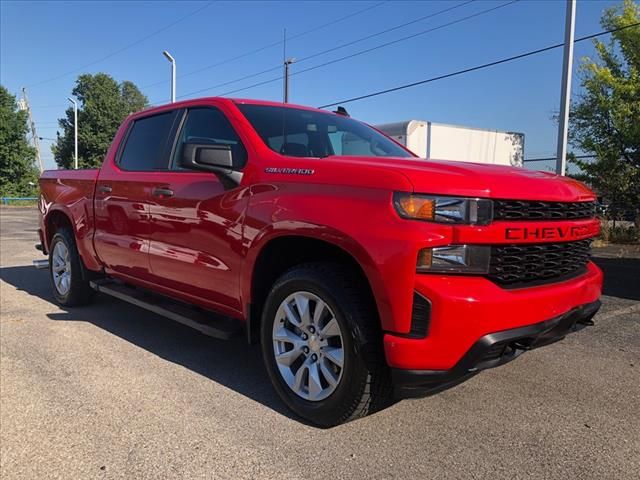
left=119, top=112, right=176, bottom=170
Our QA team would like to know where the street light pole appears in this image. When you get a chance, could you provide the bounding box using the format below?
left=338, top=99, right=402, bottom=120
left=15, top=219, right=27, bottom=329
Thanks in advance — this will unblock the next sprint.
left=555, top=0, right=576, bottom=176
left=67, top=97, right=78, bottom=170
left=163, top=51, right=176, bottom=103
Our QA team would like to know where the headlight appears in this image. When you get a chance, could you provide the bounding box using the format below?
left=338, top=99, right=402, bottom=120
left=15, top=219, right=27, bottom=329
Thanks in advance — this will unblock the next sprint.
left=394, top=193, right=493, bottom=225
left=417, top=245, right=491, bottom=273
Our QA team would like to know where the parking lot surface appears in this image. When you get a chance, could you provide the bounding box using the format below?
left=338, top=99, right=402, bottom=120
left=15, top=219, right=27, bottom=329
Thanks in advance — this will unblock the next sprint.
left=1, top=207, right=638, bottom=479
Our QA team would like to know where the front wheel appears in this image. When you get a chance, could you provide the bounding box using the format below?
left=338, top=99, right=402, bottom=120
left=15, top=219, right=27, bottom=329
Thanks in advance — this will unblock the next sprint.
left=260, top=263, right=391, bottom=427
left=49, top=228, right=95, bottom=306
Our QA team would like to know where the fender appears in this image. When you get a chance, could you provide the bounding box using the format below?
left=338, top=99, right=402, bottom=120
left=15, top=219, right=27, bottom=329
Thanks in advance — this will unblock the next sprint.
left=241, top=221, right=395, bottom=331
left=42, top=204, right=101, bottom=272
left=40, top=178, right=103, bottom=272
left=239, top=182, right=449, bottom=335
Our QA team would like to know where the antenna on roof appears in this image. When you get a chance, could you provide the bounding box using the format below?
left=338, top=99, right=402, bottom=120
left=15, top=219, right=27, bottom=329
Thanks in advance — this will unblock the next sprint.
left=333, top=106, right=350, bottom=117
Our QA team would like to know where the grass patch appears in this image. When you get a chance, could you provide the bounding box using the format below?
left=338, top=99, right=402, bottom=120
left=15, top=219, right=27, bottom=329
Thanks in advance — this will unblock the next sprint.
left=599, top=220, right=639, bottom=244
left=0, top=199, right=38, bottom=207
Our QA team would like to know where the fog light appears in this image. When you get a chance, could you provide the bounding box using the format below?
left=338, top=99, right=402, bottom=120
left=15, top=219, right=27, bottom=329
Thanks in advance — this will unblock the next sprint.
left=417, top=248, right=433, bottom=269
left=417, top=245, right=490, bottom=274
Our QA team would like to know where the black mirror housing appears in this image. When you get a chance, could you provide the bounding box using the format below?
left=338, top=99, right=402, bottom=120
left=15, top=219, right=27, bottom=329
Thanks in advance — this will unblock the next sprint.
left=181, top=143, right=234, bottom=172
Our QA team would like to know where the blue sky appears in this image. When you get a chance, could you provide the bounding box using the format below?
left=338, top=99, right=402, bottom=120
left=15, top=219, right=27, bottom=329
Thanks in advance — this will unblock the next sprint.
left=0, top=0, right=620, bottom=170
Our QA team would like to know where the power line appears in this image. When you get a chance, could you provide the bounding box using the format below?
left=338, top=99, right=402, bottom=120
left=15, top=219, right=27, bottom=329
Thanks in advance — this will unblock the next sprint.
left=27, top=1, right=215, bottom=88
left=141, top=1, right=388, bottom=89
left=174, top=65, right=282, bottom=99
left=156, top=0, right=475, bottom=101
left=317, top=22, right=640, bottom=108
left=524, top=154, right=595, bottom=162
left=182, top=0, right=475, bottom=98
left=294, top=0, right=475, bottom=66
left=149, top=74, right=287, bottom=106
left=168, top=0, right=515, bottom=103
left=294, top=1, right=518, bottom=81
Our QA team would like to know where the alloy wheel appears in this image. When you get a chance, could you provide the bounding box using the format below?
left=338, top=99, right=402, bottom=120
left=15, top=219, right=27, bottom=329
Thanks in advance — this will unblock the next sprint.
left=272, top=291, right=345, bottom=401
left=52, top=241, right=71, bottom=296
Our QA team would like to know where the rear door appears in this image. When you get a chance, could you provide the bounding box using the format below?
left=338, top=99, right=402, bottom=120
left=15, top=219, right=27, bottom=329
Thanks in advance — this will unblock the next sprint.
left=147, top=106, right=250, bottom=315
left=93, top=109, right=181, bottom=282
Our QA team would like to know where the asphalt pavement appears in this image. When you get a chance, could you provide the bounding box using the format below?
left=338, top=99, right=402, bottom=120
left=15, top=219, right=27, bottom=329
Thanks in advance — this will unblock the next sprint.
left=1, top=207, right=638, bottom=479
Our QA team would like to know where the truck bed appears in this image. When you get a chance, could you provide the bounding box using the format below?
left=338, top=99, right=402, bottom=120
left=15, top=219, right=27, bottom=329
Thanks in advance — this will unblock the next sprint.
left=39, top=168, right=100, bottom=266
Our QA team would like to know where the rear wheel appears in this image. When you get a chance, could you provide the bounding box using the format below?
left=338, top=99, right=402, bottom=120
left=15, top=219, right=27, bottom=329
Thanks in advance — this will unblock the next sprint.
left=49, top=228, right=95, bottom=306
left=260, top=263, right=391, bottom=427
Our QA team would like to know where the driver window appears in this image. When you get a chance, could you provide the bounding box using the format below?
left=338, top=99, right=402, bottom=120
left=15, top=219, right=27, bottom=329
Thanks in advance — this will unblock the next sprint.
left=342, top=132, right=376, bottom=155
left=328, top=131, right=343, bottom=155
left=329, top=131, right=378, bottom=156
left=173, top=107, right=247, bottom=169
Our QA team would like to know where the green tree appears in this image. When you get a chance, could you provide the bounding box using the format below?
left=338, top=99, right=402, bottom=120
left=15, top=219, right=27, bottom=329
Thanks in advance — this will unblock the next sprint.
left=53, top=73, right=148, bottom=169
left=569, top=0, right=640, bottom=226
left=0, top=86, right=38, bottom=197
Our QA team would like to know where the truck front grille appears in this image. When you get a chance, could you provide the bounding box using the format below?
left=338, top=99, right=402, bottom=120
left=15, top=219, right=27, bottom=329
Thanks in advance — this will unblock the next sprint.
left=488, top=240, right=591, bottom=288
left=493, top=200, right=597, bottom=221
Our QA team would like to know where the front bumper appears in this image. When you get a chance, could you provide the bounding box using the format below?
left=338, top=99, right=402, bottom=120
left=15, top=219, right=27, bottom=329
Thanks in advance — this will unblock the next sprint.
left=392, top=299, right=601, bottom=397
left=384, top=261, right=602, bottom=371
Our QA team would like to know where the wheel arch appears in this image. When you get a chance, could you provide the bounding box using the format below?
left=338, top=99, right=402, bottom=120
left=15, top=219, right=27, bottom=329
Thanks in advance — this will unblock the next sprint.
left=44, top=208, right=75, bottom=250
left=244, top=226, right=388, bottom=344
left=44, top=207, right=100, bottom=280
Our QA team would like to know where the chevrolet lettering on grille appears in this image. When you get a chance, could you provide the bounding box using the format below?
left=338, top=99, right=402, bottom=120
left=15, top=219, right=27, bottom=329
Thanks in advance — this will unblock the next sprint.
left=505, top=223, right=599, bottom=241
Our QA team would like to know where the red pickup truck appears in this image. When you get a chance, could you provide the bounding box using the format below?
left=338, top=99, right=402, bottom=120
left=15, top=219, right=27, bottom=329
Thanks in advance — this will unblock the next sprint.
left=38, top=98, right=602, bottom=426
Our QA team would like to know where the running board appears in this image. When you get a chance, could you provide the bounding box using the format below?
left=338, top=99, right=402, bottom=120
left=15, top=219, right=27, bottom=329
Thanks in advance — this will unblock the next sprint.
left=90, top=281, right=242, bottom=340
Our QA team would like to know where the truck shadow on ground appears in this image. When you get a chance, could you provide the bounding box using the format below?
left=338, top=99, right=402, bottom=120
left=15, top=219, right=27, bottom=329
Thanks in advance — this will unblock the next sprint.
left=0, top=265, right=311, bottom=425
left=4, top=257, right=633, bottom=426
left=591, top=256, right=640, bottom=302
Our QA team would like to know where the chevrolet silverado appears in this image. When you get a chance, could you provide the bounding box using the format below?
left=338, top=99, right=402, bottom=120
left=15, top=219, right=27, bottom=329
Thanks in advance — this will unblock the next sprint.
left=37, top=98, right=602, bottom=426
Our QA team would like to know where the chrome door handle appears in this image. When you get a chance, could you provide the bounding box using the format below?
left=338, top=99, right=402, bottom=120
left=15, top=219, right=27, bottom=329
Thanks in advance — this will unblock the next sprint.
left=152, top=187, right=174, bottom=198
left=98, top=185, right=112, bottom=194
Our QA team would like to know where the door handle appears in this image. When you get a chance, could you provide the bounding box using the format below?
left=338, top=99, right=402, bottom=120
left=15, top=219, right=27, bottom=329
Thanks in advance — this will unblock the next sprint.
left=98, top=185, right=112, bottom=194
left=152, top=187, right=174, bottom=198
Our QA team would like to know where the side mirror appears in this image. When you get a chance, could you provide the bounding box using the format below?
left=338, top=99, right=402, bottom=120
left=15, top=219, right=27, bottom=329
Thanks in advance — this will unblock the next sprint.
left=181, top=143, right=234, bottom=172
left=179, top=142, right=243, bottom=188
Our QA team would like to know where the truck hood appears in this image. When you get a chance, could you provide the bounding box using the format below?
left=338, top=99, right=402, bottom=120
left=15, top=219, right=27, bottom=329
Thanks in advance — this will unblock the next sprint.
left=325, top=156, right=596, bottom=202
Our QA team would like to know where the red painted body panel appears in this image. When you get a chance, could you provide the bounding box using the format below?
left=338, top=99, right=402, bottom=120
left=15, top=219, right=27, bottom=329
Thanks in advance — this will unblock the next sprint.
left=39, top=168, right=102, bottom=271
left=146, top=171, right=250, bottom=316
left=38, top=96, right=603, bottom=373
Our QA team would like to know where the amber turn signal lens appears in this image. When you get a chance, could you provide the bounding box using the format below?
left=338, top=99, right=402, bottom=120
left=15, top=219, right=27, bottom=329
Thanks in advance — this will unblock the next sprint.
left=393, top=192, right=493, bottom=225
left=397, top=195, right=435, bottom=220
left=417, top=248, right=433, bottom=269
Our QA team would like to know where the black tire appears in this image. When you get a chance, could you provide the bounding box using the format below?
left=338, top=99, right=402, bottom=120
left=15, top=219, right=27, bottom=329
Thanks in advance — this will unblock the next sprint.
left=260, top=263, right=392, bottom=427
left=49, top=228, right=95, bottom=306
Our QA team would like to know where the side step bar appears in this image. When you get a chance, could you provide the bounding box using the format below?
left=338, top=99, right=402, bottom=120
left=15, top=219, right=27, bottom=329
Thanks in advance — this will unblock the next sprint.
left=90, top=281, right=242, bottom=340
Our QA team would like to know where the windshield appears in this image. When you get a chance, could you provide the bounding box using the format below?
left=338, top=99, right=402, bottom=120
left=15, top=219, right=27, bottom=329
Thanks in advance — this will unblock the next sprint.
left=236, top=104, right=413, bottom=159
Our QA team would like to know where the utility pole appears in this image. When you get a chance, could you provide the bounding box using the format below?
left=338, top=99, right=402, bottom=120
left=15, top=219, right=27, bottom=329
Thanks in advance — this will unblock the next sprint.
left=281, top=28, right=295, bottom=103
left=555, top=0, right=576, bottom=176
left=20, top=88, right=43, bottom=173
left=283, top=58, right=295, bottom=103
left=163, top=51, right=176, bottom=103
left=68, top=97, right=78, bottom=170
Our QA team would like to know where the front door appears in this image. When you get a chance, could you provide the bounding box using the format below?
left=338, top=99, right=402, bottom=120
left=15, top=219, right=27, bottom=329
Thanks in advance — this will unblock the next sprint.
left=147, top=107, right=250, bottom=315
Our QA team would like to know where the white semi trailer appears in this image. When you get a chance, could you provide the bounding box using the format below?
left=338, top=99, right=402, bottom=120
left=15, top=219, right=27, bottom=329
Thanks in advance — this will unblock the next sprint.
left=375, top=120, right=524, bottom=167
